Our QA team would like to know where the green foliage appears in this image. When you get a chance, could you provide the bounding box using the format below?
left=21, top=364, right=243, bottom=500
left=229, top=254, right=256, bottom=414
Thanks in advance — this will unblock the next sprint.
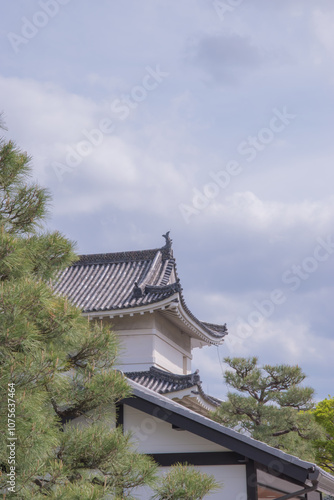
left=0, top=139, right=50, bottom=235
left=312, top=397, right=334, bottom=473
left=151, top=463, right=221, bottom=500
left=213, top=357, right=323, bottom=460
left=0, top=131, right=158, bottom=498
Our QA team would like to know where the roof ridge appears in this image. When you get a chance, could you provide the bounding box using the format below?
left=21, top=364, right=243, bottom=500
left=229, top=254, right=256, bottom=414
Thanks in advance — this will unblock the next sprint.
left=73, top=233, right=173, bottom=267
left=73, top=248, right=161, bottom=265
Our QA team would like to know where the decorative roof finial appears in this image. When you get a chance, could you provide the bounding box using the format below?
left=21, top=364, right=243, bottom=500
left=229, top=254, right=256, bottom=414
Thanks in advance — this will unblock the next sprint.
left=191, top=369, right=201, bottom=385
left=162, top=231, right=173, bottom=260
left=132, top=281, right=143, bottom=299
left=162, top=231, right=171, bottom=246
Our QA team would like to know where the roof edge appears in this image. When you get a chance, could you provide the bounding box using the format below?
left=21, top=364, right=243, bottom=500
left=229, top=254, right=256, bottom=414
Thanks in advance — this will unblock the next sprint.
left=164, top=298, right=227, bottom=344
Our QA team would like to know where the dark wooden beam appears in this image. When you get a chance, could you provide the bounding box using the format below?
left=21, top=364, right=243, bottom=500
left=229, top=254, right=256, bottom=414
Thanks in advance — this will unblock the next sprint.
left=149, top=451, right=247, bottom=467
left=246, top=460, right=258, bottom=500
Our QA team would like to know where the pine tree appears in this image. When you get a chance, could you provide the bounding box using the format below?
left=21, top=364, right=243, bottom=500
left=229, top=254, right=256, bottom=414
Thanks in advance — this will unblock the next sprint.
left=213, top=357, right=323, bottom=460
left=151, top=463, right=220, bottom=500
left=0, top=132, right=158, bottom=498
left=312, top=396, right=334, bottom=474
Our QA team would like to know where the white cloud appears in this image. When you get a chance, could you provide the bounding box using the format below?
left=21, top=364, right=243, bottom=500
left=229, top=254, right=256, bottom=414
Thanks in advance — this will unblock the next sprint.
left=312, top=8, right=334, bottom=58
left=204, top=191, right=334, bottom=237
left=0, top=75, right=189, bottom=218
left=0, top=76, right=100, bottom=184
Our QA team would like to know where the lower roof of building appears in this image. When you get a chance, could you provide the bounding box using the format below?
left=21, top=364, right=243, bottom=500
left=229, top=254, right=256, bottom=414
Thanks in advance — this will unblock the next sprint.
left=123, top=378, right=334, bottom=496
left=125, top=366, right=222, bottom=413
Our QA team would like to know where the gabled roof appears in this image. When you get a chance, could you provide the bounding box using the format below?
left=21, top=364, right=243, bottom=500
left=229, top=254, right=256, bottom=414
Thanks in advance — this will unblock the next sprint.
left=54, top=233, right=227, bottom=345
left=123, top=379, right=334, bottom=496
left=125, top=366, right=222, bottom=416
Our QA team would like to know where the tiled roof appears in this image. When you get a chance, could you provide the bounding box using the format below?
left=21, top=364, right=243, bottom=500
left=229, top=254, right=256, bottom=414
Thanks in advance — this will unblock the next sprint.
left=54, top=247, right=175, bottom=311
left=125, top=366, right=222, bottom=409
left=53, top=234, right=227, bottom=342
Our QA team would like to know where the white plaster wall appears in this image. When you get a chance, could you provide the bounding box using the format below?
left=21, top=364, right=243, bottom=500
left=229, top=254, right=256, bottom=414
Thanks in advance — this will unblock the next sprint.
left=115, top=330, right=188, bottom=373
left=101, top=312, right=193, bottom=374
left=114, top=329, right=192, bottom=374
left=155, top=312, right=191, bottom=351
left=124, top=406, right=230, bottom=453
left=132, top=464, right=247, bottom=499
left=105, top=314, right=155, bottom=331
left=153, top=335, right=186, bottom=374
left=116, top=331, right=155, bottom=370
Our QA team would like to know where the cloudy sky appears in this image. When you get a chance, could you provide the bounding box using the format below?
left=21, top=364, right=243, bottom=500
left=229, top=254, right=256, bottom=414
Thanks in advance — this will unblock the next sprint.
left=1, top=0, right=334, bottom=402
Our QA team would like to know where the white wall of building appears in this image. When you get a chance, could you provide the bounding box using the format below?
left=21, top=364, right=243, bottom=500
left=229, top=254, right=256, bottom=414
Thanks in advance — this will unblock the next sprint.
left=123, top=405, right=248, bottom=498
left=124, top=405, right=230, bottom=454
left=104, top=312, right=192, bottom=374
